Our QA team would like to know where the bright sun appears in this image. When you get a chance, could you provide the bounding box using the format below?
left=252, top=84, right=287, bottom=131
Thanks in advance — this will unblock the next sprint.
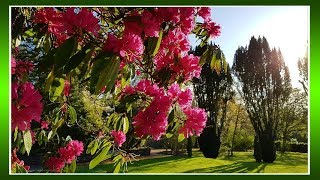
left=253, top=7, right=309, bottom=87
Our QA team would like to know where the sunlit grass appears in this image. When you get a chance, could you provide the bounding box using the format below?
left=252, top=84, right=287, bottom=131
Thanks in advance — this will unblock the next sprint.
left=76, top=151, right=308, bottom=174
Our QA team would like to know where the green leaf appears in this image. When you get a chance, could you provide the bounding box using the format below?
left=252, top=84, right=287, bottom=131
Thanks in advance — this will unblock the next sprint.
left=199, top=49, right=209, bottom=66
left=122, top=116, right=129, bottom=134
left=44, top=67, right=55, bottom=92
left=44, top=34, right=51, bottom=53
left=152, top=30, right=163, bottom=57
left=54, top=36, right=78, bottom=68
left=89, top=54, right=113, bottom=94
left=14, top=127, right=18, bottom=142
left=89, top=143, right=112, bottom=169
left=48, top=130, right=53, bottom=140
left=69, top=159, right=77, bottom=173
left=167, top=109, right=175, bottom=124
left=91, top=140, right=99, bottom=155
left=113, top=154, right=122, bottom=162
left=68, top=105, right=77, bottom=125
left=178, top=133, right=185, bottom=142
left=23, top=130, right=32, bottom=155
left=94, top=56, right=120, bottom=95
left=113, top=161, right=121, bottom=173
left=210, top=51, right=217, bottom=70
left=64, top=44, right=92, bottom=73
left=49, top=78, right=65, bottom=102
left=166, top=133, right=173, bottom=138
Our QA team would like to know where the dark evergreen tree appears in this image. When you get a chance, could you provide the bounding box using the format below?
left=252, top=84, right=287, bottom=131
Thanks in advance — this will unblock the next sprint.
left=232, top=36, right=291, bottom=163
left=192, top=43, right=233, bottom=158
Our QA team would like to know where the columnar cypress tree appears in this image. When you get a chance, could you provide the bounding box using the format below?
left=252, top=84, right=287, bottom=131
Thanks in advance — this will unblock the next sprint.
left=232, top=36, right=291, bottom=163
left=192, top=44, right=233, bottom=158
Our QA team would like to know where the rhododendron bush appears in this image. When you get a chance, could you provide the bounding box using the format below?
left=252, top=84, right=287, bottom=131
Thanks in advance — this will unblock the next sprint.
left=11, top=7, right=222, bottom=173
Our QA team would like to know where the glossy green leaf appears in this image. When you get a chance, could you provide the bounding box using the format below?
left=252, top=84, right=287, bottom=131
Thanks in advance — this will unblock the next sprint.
left=23, top=130, right=32, bottom=155
left=178, top=133, right=185, bottom=142
left=91, top=140, right=99, bottom=155
left=123, top=116, right=129, bottom=134
left=64, top=44, right=92, bottom=73
left=89, top=142, right=112, bottom=169
left=49, top=78, right=65, bottom=102
left=44, top=67, right=55, bottom=92
left=210, top=51, right=217, bottom=71
left=54, top=36, right=78, bottom=68
left=68, top=105, right=77, bottom=125
left=152, top=30, right=163, bottom=57
left=69, top=159, right=77, bottom=173
left=94, top=56, right=120, bottom=95
left=113, top=161, right=121, bottom=173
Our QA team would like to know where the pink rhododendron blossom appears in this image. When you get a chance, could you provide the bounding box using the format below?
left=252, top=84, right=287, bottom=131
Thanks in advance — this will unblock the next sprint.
left=124, top=20, right=143, bottom=35
left=11, top=57, right=16, bottom=74
left=64, top=8, right=100, bottom=36
left=111, top=130, right=126, bottom=147
left=33, top=8, right=68, bottom=44
left=11, top=148, right=30, bottom=171
left=202, top=21, right=221, bottom=38
left=168, top=83, right=193, bottom=108
left=58, top=140, right=84, bottom=163
left=50, top=140, right=84, bottom=171
left=179, top=108, right=207, bottom=138
left=58, top=147, right=75, bottom=164
left=157, top=8, right=180, bottom=24
left=104, top=33, right=144, bottom=63
left=41, top=121, right=49, bottom=130
left=155, top=29, right=190, bottom=70
left=15, top=61, right=34, bottom=77
left=175, top=54, right=201, bottom=80
left=129, top=80, right=172, bottom=140
left=67, top=140, right=84, bottom=156
left=11, top=82, right=43, bottom=131
left=141, top=10, right=161, bottom=37
left=45, top=157, right=65, bottom=173
left=180, top=7, right=195, bottom=34
left=198, top=7, right=212, bottom=22
left=63, top=80, right=70, bottom=97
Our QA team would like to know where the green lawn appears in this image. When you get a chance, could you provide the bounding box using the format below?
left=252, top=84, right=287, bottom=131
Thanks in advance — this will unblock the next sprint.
left=76, top=151, right=308, bottom=174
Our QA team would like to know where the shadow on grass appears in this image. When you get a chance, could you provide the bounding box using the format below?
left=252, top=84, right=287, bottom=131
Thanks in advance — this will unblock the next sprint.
left=76, top=155, right=187, bottom=173
left=183, top=161, right=268, bottom=173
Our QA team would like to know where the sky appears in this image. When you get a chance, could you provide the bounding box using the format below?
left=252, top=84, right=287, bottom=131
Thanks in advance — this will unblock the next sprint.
left=189, top=6, right=309, bottom=88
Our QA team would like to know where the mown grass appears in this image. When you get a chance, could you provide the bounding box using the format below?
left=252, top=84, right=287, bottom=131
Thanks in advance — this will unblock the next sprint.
left=76, top=151, right=308, bottom=174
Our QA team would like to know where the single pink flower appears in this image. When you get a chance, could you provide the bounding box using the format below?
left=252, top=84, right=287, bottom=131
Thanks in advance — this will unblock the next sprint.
left=11, top=82, right=43, bottom=131
left=45, top=157, right=65, bottom=173
left=111, top=130, right=126, bottom=147
left=41, top=120, right=50, bottom=130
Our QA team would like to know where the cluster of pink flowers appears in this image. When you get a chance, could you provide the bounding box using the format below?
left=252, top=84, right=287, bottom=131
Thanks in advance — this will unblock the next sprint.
left=121, top=79, right=207, bottom=140
left=110, top=130, right=126, bottom=147
left=33, top=7, right=99, bottom=45
left=11, top=57, right=34, bottom=78
left=11, top=82, right=43, bottom=131
left=121, top=80, right=171, bottom=140
left=168, top=83, right=207, bottom=138
left=154, top=30, right=201, bottom=82
left=104, top=32, right=144, bottom=63
left=179, top=107, right=207, bottom=138
left=11, top=148, right=30, bottom=171
left=45, top=140, right=84, bottom=172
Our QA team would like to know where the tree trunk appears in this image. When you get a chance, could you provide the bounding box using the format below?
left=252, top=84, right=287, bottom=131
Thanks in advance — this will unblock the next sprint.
left=187, top=137, right=193, bottom=157
left=230, top=105, right=241, bottom=156
left=199, top=127, right=221, bottom=158
left=260, top=132, right=276, bottom=163
left=254, top=135, right=262, bottom=162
